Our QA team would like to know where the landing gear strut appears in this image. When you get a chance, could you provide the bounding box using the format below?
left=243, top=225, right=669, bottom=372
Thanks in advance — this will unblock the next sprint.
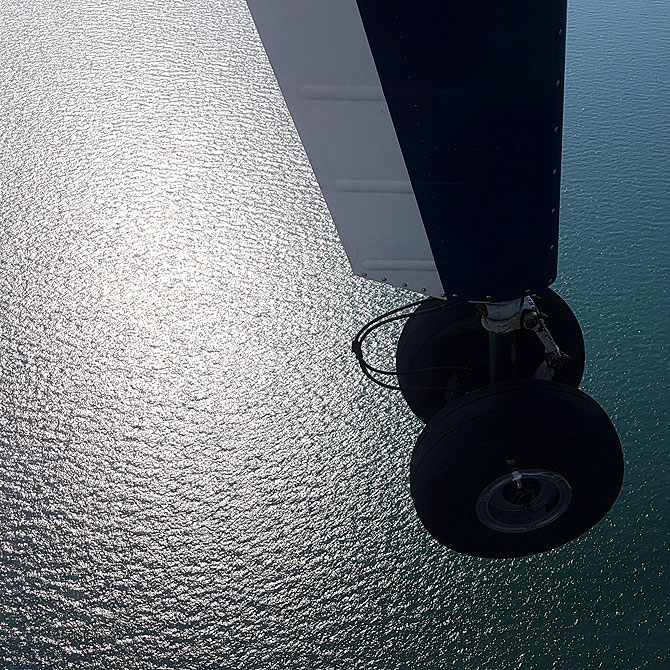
left=395, top=289, right=585, bottom=423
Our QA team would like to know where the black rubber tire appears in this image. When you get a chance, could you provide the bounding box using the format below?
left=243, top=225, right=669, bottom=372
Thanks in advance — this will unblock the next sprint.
left=396, top=289, right=585, bottom=423
left=410, top=380, right=623, bottom=558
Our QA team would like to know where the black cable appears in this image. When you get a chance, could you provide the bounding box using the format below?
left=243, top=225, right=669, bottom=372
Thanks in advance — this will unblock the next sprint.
left=351, top=298, right=471, bottom=391
left=352, top=297, right=428, bottom=343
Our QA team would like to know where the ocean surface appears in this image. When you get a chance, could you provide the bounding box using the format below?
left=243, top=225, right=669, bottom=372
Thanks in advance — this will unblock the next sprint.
left=0, top=1, right=668, bottom=668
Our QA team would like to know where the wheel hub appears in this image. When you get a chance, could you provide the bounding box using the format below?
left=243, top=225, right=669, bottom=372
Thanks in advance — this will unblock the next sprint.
left=503, top=477, right=542, bottom=505
left=476, top=469, right=572, bottom=533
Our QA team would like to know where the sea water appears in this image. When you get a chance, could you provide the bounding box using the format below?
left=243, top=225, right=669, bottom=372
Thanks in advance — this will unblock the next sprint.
left=0, top=1, right=668, bottom=668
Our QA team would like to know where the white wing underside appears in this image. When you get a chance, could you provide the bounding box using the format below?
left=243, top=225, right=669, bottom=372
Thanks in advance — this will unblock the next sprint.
left=246, top=0, right=445, bottom=297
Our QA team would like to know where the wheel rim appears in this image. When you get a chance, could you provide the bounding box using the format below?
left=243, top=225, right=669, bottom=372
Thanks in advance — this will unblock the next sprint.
left=475, top=469, right=573, bottom=533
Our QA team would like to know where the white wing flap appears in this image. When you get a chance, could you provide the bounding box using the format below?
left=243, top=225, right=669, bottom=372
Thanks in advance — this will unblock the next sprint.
left=246, top=0, right=444, bottom=297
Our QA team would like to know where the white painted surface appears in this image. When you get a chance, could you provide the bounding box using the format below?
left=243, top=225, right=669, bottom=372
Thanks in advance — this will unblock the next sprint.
left=246, top=0, right=444, bottom=297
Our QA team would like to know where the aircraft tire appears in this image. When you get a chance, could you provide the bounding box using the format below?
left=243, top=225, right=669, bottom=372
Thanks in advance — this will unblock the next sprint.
left=410, top=380, right=623, bottom=558
left=396, top=288, right=585, bottom=423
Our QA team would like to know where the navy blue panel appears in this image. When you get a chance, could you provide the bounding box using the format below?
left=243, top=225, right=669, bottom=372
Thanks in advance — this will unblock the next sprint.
left=356, top=1, right=567, bottom=301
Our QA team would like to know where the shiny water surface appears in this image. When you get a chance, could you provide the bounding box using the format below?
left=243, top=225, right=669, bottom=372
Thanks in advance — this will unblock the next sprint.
left=1, top=1, right=668, bottom=668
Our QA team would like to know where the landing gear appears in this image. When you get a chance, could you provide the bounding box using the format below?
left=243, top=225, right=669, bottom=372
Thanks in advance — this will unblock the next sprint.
left=410, top=380, right=623, bottom=558
left=396, top=289, right=585, bottom=423
left=387, top=290, right=623, bottom=557
left=353, top=289, right=623, bottom=556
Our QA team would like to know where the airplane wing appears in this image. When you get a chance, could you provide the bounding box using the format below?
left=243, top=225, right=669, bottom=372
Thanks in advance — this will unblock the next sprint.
left=246, top=1, right=567, bottom=301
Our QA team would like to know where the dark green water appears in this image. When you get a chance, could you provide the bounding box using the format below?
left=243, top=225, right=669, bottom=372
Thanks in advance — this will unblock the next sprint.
left=0, top=0, right=667, bottom=668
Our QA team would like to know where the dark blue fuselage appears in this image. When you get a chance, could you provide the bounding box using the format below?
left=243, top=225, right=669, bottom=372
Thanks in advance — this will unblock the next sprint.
left=355, top=1, right=568, bottom=301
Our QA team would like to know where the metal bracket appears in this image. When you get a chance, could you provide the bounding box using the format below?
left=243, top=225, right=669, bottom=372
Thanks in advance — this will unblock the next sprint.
left=476, top=297, right=526, bottom=334
left=521, top=296, right=568, bottom=381
left=474, top=295, right=569, bottom=381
